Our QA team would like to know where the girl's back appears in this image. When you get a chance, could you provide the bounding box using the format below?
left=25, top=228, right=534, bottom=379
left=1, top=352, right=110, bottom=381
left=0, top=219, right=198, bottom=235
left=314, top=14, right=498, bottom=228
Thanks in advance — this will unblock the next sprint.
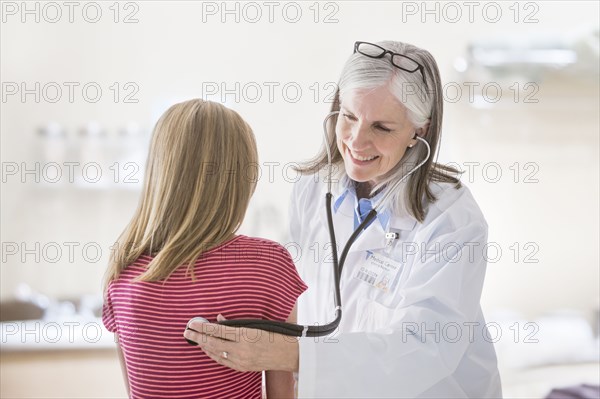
left=102, top=99, right=306, bottom=398
left=103, top=235, right=305, bottom=399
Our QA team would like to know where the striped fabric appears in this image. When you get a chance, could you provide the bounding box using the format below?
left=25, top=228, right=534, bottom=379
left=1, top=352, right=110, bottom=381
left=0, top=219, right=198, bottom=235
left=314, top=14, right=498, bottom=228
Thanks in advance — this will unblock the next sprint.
left=102, top=235, right=307, bottom=399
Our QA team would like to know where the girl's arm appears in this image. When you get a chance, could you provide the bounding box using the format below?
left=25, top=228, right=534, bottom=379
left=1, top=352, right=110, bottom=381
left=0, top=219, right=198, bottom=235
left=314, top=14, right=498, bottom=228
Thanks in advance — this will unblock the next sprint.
left=115, top=334, right=131, bottom=398
left=265, top=304, right=298, bottom=398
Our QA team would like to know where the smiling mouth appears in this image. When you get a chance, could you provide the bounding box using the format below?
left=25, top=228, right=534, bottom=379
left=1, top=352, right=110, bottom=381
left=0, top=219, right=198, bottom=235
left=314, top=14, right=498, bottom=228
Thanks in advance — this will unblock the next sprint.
left=348, top=149, right=379, bottom=163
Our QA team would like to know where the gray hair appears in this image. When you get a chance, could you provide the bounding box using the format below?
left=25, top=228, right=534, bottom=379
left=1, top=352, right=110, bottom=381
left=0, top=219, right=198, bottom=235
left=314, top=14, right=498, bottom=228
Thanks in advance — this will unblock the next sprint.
left=298, top=40, right=460, bottom=221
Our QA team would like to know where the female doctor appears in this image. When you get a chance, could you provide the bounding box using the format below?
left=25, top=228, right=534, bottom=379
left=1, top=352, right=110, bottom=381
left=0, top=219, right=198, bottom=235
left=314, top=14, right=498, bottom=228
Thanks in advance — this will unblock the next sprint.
left=184, top=40, right=503, bottom=398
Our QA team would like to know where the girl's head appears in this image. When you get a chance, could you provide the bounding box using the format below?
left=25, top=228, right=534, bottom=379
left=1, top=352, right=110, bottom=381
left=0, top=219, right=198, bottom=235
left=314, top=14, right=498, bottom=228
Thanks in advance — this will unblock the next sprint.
left=318, top=40, right=458, bottom=220
left=105, top=99, right=258, bottom=287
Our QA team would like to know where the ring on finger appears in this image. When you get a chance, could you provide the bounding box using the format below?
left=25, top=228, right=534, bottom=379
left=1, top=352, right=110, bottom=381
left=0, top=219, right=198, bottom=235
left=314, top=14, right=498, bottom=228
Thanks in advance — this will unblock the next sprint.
left=222, top=351, right=229, bottom=360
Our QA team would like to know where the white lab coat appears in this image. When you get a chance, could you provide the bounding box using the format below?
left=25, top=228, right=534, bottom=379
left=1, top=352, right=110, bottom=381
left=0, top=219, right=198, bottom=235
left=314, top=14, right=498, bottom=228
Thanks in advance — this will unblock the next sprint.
left=290, top=174, right=502, bottom=398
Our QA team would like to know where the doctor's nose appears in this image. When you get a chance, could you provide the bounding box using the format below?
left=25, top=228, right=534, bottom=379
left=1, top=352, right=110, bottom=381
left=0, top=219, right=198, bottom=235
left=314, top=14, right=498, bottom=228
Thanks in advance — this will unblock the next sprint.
left=345, top=123, right=371, bottom=149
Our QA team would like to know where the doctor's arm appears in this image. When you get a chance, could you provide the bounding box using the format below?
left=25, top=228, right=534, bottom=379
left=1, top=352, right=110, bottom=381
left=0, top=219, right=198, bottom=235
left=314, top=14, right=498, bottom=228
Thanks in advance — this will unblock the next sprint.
left=183, top=316, right=299, bottom=373
left=297, top=224, right=491, bottom=398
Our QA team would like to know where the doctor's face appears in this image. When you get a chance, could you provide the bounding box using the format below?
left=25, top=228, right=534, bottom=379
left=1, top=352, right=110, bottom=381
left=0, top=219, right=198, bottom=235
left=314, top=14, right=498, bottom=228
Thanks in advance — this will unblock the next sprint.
left=336, top=86, right=418, bottom=188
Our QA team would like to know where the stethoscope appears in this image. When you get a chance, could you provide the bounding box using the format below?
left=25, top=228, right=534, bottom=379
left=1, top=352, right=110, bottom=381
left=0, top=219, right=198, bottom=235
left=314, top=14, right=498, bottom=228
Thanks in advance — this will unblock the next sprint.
left=186, top=111, right=431, bottom=341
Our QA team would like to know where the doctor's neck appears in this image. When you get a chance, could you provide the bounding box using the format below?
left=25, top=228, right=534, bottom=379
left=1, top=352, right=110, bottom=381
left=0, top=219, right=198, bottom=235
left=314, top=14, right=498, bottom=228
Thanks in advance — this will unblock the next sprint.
left=355, top=181, right=381, bottom=200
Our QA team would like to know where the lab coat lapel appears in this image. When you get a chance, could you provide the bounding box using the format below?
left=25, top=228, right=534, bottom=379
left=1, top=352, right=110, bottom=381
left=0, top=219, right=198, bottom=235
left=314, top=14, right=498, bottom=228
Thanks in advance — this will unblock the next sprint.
left=321, top=184, right=418, bottom=255
left=349, top=216, right=387, bottom=253
left=348, top=207, right=419, bottom=254
left=330, top=191, right=387, bottom=254
left=322, top=191, right=354, bottom=249
left=388, top=211, right=418, bottom=232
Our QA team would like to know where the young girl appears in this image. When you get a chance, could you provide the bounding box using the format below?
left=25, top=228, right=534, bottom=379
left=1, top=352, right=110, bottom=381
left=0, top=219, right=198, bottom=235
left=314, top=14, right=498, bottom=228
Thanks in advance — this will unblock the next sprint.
left=102, top=99, right=307, bottom=399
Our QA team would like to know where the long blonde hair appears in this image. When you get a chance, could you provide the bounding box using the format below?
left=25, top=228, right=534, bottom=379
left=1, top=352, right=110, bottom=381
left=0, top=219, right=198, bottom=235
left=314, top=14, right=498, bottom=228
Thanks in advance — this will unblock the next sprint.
left=104, top=99, right=258, bottom=290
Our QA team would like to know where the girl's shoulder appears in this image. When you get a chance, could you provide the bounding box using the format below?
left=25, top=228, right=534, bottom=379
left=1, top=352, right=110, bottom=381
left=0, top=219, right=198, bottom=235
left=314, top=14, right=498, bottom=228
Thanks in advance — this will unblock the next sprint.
left=233, top=235, right=294, bottom=261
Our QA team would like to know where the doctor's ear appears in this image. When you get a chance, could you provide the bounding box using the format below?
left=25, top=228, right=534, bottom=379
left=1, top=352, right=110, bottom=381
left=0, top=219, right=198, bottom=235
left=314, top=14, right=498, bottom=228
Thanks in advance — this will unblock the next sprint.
left=409, top=127, right=425, bottom=148
left=415, top=123, right=429, bottom=138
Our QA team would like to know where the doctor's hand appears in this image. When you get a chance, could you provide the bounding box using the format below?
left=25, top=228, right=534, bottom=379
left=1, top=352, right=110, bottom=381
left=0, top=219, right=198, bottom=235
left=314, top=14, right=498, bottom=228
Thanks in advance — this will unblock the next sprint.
left=184, top=314, right=299, bottom=373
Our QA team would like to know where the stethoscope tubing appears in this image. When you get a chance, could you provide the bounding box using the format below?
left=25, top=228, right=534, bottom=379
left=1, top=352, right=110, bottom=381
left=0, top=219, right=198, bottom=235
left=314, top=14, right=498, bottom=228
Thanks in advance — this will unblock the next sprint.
left=186, top=111, right=429, bottom=340
left=186, top=195, right=375, bottom=339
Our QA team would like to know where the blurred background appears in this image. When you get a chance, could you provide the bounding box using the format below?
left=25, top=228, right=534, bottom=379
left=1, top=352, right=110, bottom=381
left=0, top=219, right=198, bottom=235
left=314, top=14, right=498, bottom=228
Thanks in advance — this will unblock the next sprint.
left=1, top=1, right=598, bottom=398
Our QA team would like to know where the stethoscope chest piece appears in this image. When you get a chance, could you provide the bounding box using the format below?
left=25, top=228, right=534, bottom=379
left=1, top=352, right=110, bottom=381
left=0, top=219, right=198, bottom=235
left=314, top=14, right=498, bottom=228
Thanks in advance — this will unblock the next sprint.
left=185, top=316, right=209, bottom=345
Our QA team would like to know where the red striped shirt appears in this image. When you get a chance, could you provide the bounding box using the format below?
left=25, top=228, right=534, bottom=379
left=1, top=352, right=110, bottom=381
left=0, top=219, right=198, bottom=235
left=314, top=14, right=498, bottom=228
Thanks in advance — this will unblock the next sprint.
left=102, top=235, right=307, bottom=399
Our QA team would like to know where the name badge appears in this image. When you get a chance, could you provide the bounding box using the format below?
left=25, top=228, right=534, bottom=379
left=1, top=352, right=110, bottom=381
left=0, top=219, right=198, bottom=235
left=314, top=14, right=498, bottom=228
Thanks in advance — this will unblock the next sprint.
left=353, top=250, right=403, bottom=293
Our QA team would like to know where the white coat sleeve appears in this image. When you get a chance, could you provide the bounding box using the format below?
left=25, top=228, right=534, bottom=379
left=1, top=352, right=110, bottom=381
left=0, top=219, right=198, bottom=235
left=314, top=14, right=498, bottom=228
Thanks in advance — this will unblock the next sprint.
left=297, top=219, right=490, bottom=398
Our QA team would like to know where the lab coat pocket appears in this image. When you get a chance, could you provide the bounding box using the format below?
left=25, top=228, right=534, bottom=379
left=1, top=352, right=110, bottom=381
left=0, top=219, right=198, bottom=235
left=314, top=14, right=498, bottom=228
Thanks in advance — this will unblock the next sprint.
left=356, top=297, right=397, bottom=334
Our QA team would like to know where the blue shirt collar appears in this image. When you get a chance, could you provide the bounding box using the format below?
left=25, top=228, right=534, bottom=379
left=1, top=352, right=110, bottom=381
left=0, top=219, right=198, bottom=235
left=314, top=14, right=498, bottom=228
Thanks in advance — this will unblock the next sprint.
left=333, top=187, right=391, bottom=230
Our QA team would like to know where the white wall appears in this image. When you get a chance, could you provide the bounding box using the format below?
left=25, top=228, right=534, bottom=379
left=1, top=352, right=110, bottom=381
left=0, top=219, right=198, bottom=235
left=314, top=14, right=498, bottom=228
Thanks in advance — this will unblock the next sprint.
left=1, top=1, right=599, bottom=324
